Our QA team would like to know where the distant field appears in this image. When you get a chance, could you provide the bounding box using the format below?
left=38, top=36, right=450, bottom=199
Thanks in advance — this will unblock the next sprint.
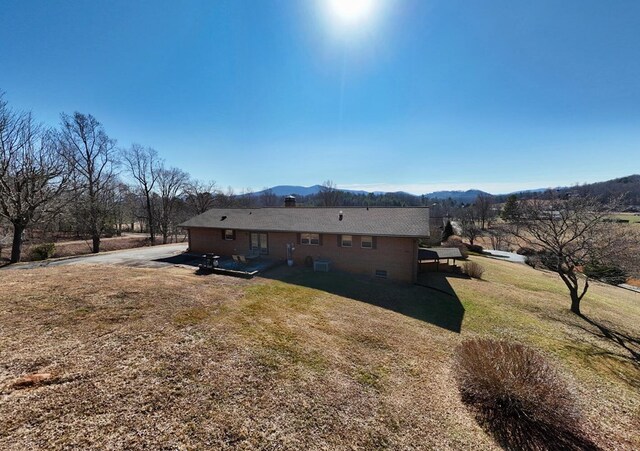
left=609, top=213, right=640, bottom=224
left=0, top=234, right=151, bottom=263
left=0, top=257, right=638, bottom=449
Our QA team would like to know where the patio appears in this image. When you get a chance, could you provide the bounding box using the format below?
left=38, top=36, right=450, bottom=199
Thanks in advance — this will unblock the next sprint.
left=203, top=255, right=284, bottom=278
left=153, top=252, right=284, bottom=278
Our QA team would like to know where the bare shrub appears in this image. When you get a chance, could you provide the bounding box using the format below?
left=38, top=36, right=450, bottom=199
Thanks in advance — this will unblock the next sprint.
left=454, top=338, right=599, bottom=451
left=463, top=261, right=485, bottom=279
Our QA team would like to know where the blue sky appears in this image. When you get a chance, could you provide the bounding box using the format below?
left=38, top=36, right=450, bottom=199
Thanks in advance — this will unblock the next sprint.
left=1, top=0, right=639, bottom=194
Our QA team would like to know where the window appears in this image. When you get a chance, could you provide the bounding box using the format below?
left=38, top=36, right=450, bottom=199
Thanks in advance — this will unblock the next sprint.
left=375, top=269, right=388, bottom=279
left=301, top=233, right=320, bottom=245
left=341, top=235, right=352, bottom=247
left=224, top=229, right=234, bottom=240
left=361, top=236, right=373, bottom=248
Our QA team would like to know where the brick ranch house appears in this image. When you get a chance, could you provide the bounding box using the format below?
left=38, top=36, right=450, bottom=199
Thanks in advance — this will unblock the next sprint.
left=180, top=203, right=430, bottom=283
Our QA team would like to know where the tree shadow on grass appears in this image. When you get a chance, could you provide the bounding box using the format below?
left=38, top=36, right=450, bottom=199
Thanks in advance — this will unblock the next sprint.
left=545, top=312, right=640, bottom=389
left=577, top=314, right=640, bottom=364
left=260, top=267, right=466, bottom=333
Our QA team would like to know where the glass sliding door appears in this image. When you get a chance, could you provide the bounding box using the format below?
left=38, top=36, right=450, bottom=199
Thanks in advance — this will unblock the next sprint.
left=250, top=232, right=269, bottom=255
left=259, top=233, right=268, bottom=255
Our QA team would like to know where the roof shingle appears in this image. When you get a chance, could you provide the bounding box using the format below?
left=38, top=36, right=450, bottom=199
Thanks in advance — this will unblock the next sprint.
left=180, top=207, right=430, bottom=237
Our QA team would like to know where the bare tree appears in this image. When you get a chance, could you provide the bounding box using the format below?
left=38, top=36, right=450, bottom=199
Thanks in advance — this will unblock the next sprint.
left=458, top=207, right=482, bottom=245
left=110, top=182, right=135, bottom=234
left=0, top=222, right=10, bottom=260
left=59, top=112, right=117, bottom=253
left=259, top=188, right=279, bottom=206
left=235, top=187, right=255, bottom=208
left=156, top=166, right=189, bottom=244
left=0, top=95, right=69, bottom=262
left=122, top=144, right=161, bottom=244
left=460, top=220, right=483, bottom=246
left=474, top=193, right=494, bottom=230
left=506, top=194, right=623, bottom=315
left=487, top=225, right=509, bottom=251
left=214, top=186, right=236, bottom=208
left=185, top=179, right=218, bottom=214
left=319, top=180, right=341, bottom=206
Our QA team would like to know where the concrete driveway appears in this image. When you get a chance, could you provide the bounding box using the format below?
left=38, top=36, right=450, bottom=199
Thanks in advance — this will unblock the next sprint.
left=482, top=249, right=527, bottom=263
left=2, top=243, right=189, bottom=270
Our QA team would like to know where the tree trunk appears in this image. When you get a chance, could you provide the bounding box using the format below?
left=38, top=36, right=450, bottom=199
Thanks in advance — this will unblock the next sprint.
left=559, top=268, right=587, bottom=316
left=146, top=194, right=155, bottom=245
left=10, top=224, right=25, bottom=263
left=92, top=234, right=100, bottom=253
left=570, top=290, right=581, bottom=315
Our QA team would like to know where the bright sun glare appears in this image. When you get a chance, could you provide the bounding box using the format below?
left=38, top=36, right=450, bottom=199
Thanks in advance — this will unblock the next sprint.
left=327, top=0, right=377, bottom=26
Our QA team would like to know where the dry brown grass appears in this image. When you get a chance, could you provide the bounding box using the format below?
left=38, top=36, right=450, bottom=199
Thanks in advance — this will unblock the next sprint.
left=0, top=257, right=638, bottom=449
left=0, top=265, right=493, bottom=449
left=0, top=235, right=150, bottom=263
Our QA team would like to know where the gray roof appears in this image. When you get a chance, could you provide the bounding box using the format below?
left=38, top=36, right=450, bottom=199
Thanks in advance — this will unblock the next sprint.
left=418, top=247, right=463, bottom=260
left=180, top=207, right=430, bottom=237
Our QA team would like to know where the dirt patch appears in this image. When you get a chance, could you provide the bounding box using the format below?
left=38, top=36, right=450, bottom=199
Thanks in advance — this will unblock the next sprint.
left=627, top=278, right=640, bottom=288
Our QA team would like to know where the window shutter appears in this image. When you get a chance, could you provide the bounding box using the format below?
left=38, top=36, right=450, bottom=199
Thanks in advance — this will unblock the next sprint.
left=319, top=234, right=323, bottom=246
left=296, top=233, right=301, bottom=244
left=232, top=230, right=236, bottom=240
left=221, top=229, right=226, bottom=240
left=337, top=235, right=342, bottom=247
left=372, top=236, right=377, bottom=249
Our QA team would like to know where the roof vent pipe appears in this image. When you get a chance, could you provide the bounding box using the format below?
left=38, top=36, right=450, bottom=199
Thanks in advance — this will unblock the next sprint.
left=339, top=210, right=343, bottom=221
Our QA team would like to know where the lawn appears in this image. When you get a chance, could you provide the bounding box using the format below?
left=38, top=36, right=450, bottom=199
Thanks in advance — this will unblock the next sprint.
left=0, top=257, right=638, bottom=449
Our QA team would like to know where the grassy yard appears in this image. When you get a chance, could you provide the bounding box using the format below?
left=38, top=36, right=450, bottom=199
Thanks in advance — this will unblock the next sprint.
left=0, top=257, right=638, bottom=449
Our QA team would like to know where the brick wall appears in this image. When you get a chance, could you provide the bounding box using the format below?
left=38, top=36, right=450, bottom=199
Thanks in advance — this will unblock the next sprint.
left=187, top=227, right=419, bottom=282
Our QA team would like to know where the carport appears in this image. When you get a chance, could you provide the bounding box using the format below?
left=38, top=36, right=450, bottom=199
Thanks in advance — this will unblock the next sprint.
left=418, top=247, right=463, bottom=273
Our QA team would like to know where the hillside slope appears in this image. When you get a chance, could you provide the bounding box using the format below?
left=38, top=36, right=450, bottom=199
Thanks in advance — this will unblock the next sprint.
left=0, top=258, right=638, bottom=449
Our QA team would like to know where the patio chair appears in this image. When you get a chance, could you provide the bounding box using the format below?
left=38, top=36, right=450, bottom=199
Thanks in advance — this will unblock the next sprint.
left=238, top=255, right=247, bottom=264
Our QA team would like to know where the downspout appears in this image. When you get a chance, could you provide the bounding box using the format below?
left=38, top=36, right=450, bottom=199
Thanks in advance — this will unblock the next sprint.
left=412, top=238, right=419, bottom=283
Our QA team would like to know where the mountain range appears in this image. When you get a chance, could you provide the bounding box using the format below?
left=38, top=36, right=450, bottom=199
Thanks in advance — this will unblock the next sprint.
left=254, top=185, right=497, bottom=203
left=252, top=175, right=640, bottom=205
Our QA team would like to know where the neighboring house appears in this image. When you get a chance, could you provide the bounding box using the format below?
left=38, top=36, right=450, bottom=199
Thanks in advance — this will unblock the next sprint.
left=180, top=202, right=430, bottom=282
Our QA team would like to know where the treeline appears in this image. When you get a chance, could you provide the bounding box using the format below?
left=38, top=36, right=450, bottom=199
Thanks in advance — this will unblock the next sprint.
left=0, top=93, right=256, bottom=263
left=494, top=176, right=640, bottom=208
left=256, top=187, right=425, bottom=208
